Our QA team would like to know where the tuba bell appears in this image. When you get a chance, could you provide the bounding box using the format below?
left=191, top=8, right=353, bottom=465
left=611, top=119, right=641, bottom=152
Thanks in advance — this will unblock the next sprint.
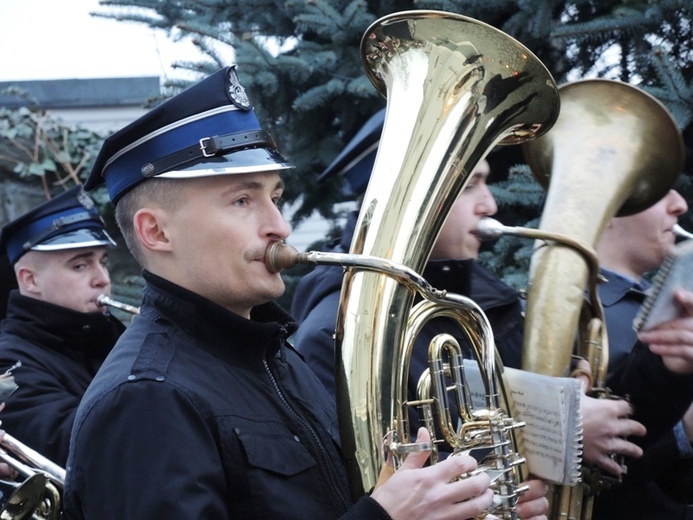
left=517, top=79, right=684, bottom=519
left=271, top=9, right=559, bottom=518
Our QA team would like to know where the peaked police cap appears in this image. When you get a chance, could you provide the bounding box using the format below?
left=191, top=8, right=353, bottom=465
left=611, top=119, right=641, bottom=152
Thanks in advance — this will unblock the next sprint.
left=317, top=109, right=385, bottom=198
left=0, top=186, right=116, bottom=265
left=84, top=66, right=293, bottom=204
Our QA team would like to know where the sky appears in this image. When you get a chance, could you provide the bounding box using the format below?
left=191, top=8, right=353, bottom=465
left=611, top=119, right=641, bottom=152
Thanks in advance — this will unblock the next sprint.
left=0, top=0, right=207, bottom=82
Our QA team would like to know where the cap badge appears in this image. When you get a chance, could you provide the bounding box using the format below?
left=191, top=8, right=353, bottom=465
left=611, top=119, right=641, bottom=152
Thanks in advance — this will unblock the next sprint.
left=77, top=188, right=95, bottom=210
left=226, top=68, right=252, bottom=110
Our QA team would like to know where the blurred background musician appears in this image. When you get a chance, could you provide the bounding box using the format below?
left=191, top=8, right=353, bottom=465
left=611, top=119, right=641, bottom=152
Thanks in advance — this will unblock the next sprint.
left=592, top=189, right=693, bottom=519
left=0, top=185, right=124, bottom=466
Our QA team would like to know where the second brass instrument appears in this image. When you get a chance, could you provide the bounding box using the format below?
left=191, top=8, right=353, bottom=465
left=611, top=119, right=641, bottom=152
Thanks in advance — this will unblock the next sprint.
left=517, top=79, right=683, bottom=519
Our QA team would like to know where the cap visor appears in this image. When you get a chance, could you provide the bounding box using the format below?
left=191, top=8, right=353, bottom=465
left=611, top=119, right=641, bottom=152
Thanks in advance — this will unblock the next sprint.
left=158, top=148, right=293, bottom=179
left=31, top=229, right=117, bottom=252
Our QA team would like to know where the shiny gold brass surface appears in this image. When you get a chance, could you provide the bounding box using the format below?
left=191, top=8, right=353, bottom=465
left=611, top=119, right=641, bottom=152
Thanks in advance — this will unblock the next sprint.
left=334, top=9, right=559, bottom=514
left=521, top=79, right=683, bottom=378
left=266, top=241, right=528, bottom=518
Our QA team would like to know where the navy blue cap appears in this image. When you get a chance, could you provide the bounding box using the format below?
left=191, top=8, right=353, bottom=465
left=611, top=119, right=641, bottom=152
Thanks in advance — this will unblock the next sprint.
left=317, top=109, right=385, bottom=197
left=0, top=186, right=116, bottom=265
left=84, top=66, right=293, bottom=204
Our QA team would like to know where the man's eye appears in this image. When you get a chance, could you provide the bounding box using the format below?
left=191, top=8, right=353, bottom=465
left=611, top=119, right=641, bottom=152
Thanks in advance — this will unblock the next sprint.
left=234, top=197, right=248, bottom=207
left=273, top=196, right=283, bottom=207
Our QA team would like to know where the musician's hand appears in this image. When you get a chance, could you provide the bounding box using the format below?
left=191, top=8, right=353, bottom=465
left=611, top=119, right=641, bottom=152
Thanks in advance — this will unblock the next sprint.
left=371, top=427, right=493, bottom=520
left=516, top=478, right=548, bottom=520
left=639, top=289, right=693, bottom=374
left=580, top=395, right=646, bottom=475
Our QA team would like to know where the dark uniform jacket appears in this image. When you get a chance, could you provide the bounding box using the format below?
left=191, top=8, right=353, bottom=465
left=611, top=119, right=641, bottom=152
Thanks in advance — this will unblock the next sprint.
left=64, top=271, right=390, bottom=520
left=593, top=268, right=693, bottom=520
left=0, top=291, right=123, bottom=466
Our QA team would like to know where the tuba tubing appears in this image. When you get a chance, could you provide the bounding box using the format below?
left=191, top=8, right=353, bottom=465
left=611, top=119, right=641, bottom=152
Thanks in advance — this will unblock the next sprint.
left=267, top=241, right=527, bottom=517
left=475, top=216, right=609, bottom=385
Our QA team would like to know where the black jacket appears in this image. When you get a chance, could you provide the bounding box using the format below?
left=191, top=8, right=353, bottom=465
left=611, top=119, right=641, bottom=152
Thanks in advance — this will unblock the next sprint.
left=0, top=291, right=123, bottom=466
left=64, top=271, right=390, bottom=520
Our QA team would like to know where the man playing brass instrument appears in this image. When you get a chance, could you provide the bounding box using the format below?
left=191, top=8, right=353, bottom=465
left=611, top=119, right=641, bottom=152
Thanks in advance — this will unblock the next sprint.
left=591, top=189, right=693, bottom=519
left=0, top=186, right=124, bottom=467
left=61, top=66, right=547, bottom=520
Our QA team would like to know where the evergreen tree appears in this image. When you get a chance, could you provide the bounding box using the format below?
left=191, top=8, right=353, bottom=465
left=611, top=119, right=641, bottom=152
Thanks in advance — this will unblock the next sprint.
left=93, top=0, right=693, bottom=250
left=17, top=1, right=693, bottom=291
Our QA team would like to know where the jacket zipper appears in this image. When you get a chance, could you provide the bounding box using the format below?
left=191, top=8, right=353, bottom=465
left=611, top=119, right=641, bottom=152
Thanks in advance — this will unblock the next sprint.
left=262, top=358, right=351, bottom=512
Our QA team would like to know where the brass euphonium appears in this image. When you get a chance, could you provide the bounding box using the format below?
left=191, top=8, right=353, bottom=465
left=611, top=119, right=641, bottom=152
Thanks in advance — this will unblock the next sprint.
left=517, top=79, right=683, bottom=519
left=270, top=10, right=559, bottom=518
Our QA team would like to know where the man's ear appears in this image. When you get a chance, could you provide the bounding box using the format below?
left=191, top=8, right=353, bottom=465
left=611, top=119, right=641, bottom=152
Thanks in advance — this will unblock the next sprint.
left=133, top=208, right=172, bottom=253
left=15, top=265, right=39, bottom=295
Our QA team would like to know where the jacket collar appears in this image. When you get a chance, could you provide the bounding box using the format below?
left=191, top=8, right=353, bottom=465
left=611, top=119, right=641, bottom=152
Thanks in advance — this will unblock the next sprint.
left=598, top=268, right=650, bottom=307
left=1, top=290, right=124, bottom=355
left=141, top=270, right=296, bottom=366
left=423, top=259, right=519, bottom=311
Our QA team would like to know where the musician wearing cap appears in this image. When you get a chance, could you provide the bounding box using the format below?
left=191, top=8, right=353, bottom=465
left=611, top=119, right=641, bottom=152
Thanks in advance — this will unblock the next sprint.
left=0, top=186, right=124, bottom=467
left=62, top=66, right=557, bottom=520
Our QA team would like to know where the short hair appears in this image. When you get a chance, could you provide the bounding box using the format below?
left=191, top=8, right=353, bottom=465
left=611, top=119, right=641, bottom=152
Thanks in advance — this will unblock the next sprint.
left=115, top=178, right=185, bottom=268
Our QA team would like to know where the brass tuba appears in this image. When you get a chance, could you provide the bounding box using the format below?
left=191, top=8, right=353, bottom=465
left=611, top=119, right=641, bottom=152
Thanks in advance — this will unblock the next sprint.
left=271, top=10, right=559, bottom=517
left=517, top=79, right=684, bottom=519
left=521, top=78, right=683, bottom=380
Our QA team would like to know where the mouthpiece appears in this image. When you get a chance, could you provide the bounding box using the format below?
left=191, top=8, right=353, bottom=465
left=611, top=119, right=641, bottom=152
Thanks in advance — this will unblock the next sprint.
left=97, top=295, right=141, bottom=315
left=674, top=224, right=693, bottom=240
left=474, top=217, right=508, bottom=240
left=265, top=241, right=304, bottom=273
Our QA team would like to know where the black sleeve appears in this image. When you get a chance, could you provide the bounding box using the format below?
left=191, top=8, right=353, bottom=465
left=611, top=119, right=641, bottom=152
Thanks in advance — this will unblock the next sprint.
left=606, top=341, right=693, bottom=449
left=340, top=496, right=392, bottom=520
